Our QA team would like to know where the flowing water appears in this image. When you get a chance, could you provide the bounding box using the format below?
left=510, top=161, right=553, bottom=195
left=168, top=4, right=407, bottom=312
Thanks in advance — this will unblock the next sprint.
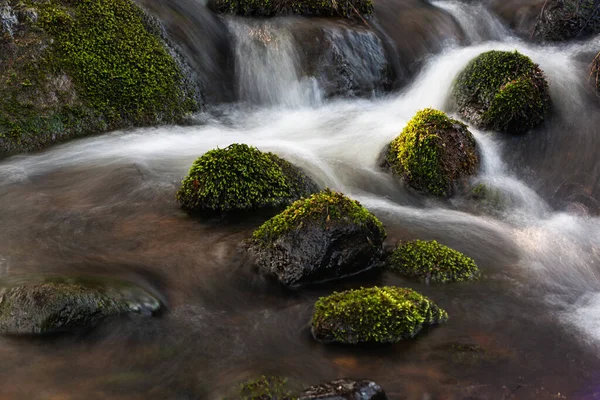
left=1, top=1, right=600, bottom=399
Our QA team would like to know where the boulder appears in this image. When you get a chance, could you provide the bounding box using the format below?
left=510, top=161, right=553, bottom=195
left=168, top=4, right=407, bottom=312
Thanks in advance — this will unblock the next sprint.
left=0, top=0, right=199, bottom=156
left=387, top=240, right=480, bottom=284
left=311, top=286, right=448, bottom=344
left=451, top=50, right=551, bottom=134
left=177, top=143, right=318, bottom=213
left=0, top=276, right=161, bottom=335
left=381, top=108, right=479, bottom=197
left=248, top=189, right=386, bottom=286
left=299, top=379, right=387, bottom=400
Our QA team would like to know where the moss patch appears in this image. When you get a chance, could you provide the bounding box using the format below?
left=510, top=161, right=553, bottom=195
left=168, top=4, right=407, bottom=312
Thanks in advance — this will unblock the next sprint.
left=384, top=108, right=479, bottom=197
left=213, top=0, right=373, bottom=18
left=452, top=50, right=551, bottom=134
left=252, top=188, right=385, bottom=245
left=177, top=143, right=318, bottom=213
left=229, top=376, right=297, bottom=400
left=387, top=240, right=480, bottom=283
left=0, top=0, right=198, bottom=156
left=311, top=286, right=448, bottom=344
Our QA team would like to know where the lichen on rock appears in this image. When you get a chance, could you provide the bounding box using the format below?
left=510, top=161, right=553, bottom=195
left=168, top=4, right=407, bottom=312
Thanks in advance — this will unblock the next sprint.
left=249, top=189, right=386, bottom=286
left=177, top=143, right=319, bottom=213
left=451, top=50, right=551, bottom=134
left=387, top=239, right=480, bottom=283
left=381, top=108, right=479, bottom=197
left=0, top=0, right=199, bottom=156
left=311, top=286, right=448, bottom=344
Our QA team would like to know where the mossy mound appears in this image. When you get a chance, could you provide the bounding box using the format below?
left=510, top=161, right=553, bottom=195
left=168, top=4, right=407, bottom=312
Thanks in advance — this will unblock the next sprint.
left=249, top=189, right=386, bottom=286
left=0, top=0, right=199, bottom=156
left=452, top=50, right=551, bottom=134
left=387, top=240, right=480, bottom=283
left=311, top=286, right=448, bottom=344
left=213, top=0, right=373, bottom=18
left=0, top=276, right=161, bottom=335
left=177, top=144, right=318, bottom=213
left=228, top=376, right=296, bottom=400
left=382, top=108, right=479, bottom=197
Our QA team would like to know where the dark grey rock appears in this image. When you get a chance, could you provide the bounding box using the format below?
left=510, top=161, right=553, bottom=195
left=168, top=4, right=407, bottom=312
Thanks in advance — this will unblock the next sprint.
left=0, top=276, right=161, bottom=335
left=299, top=379, right=388, bottom=400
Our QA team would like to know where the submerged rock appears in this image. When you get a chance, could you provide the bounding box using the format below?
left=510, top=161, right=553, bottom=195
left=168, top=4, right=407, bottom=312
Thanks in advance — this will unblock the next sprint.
left=452, top=50, right=551, bottom=134
left=177, top=143, right=318, bottom=213
left=381, top=108, right=479, bottom=197
left=387, top=240, right=480, bottom=284
left=227, top=376, right=296, bottom=400
left=249, top=189, right=386, bottom=286
left=0, top=0, right=199, bottom=156
left=299, top=379, right=387, bottom=400
left=311, top=286, right=448, bottom=344
left=0, top=276, right=161, bottom=335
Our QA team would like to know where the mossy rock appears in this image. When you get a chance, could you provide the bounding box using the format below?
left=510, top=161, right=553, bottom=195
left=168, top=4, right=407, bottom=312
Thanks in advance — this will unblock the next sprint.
left=212, top=0, right=373, bottom=18
left=299, top=379, right=387, bottom=400
left=382, top=108, right=479, bottom=197
left=387, top=240, right=480, bottom=284
left=452, top=50, right=551, bottom=134
left=226, top=376, right=297, bottom=400
left=249, top=189, right=386, bottom=286
left=0, top=0, right=199, bottom=156
left=532, top=0, right=600, bottom=42
left=0, top=276, right=161, bottom=335
left=311, top=286, right=448, bottom=344
left=177, top=143, right=318, bottom=213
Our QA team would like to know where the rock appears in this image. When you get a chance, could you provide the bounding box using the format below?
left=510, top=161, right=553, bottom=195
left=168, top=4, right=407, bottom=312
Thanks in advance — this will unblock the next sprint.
left=531, top=0, right=600, bottom=42
left=299, top=379, right=387, bottom=400
left=451, top=50, right=551, bottom=134
left=0, top=276, right=161, bottom=335
left=249, top=189, right=386, bottom=286
left=311, top=286, right=448, bottom=344
left=387, top=240, right=480, bottom=284
left=228, top=376, right=296, bottom=400
left=177, top=143, right=318, bottom=213
left=211, top=0, right=373, bottom=18
left=381, top=108, right=479, bottom=197
left=0, top=0, right=199, bottom=157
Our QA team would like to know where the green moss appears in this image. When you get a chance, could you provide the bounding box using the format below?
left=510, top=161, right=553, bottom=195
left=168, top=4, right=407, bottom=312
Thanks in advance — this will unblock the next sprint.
left=177, top=144, right=318, bottom=212
left=0, top=0, right=198, bottom=155
left=311, top=286, right=448, bottom=344
left=452, top=50, right=551, bottom=134
left=387, top=240, right=480, bottom=283
left=230, top=376, right=296, bottom=400
left=252, top=188, right=385, bottom=244
left=385, top=108, right=479, bottom=197
left=214, top=0, right=373, bottom=18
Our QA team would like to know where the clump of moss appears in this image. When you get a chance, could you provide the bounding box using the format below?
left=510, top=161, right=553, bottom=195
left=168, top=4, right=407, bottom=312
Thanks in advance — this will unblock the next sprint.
left=213, top=0, right=373, bottom=18
left=252, top=188, right=385, bottom=245
left=0, top=0, right=198, bottom=156
left=231, top=376, right=296, bottom=400
left=177, top=144, right=318, bottom=213
left=311, top=286, right=447, bottom=344
left=383, top=108, right=479, bottom=197
left=387, top=240, right=480, bottom=284
left=452, top=50, right=551, bottom=134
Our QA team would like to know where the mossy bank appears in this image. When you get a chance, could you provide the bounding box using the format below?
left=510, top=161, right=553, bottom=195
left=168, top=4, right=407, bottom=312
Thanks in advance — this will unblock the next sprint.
left=0, top=0, right=200, bottom=156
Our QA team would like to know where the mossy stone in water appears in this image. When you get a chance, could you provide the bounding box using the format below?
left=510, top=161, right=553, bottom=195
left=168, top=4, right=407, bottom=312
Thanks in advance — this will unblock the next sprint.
left=311, top=286, right=447, bottom=344
left=452, top=50, right=551, bottom=134
left=387, top=240, right=480, bottom=283
left=229, top=376, right=296, bottom=400
left=177, top=143, right=318, bottom=213
left=383, top=108, right=479, bottom=197
left=213, top=0, right=373, bottom=18
left=250, top=189, right=386, bottom=286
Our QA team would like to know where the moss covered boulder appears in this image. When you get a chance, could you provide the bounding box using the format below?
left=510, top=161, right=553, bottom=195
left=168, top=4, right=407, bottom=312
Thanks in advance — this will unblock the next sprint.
left=311, top=286, right=447, bottom=344
left=452, top=50, right=551, bottom=134
left=387, top=240, right=480, bottom=283
left=0, top=0, right=199, bottom=156
left=381, top=108, right=479, bottom=197
left=212, top=0, right=373, bottom=18
left=531, top=0, right=600, bottom=42
left=249, top=189, right=386, bottom=286
left=0, top=276, right=161, bottom=335
left=177, top=144, right=318, bottom=213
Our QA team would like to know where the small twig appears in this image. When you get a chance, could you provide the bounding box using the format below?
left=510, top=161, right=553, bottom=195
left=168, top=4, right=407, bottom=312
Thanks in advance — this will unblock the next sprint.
left=349, top=1, right=370, bottom=27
